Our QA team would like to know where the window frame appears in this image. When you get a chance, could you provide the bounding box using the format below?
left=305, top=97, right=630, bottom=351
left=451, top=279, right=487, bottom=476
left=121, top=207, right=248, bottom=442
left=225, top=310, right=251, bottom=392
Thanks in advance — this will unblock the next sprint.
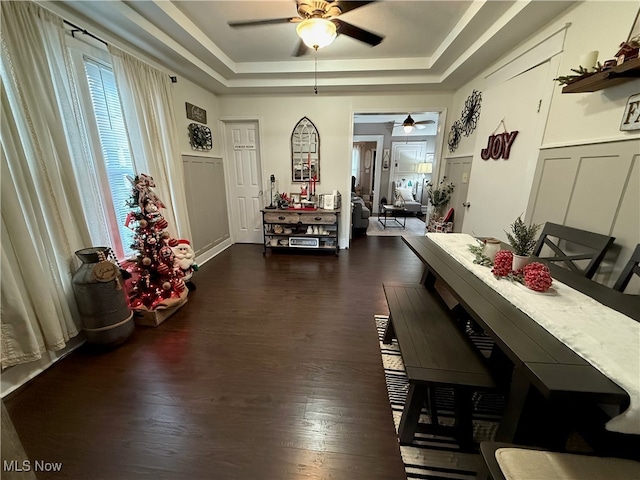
left=66, top=34, right=134, bottom=260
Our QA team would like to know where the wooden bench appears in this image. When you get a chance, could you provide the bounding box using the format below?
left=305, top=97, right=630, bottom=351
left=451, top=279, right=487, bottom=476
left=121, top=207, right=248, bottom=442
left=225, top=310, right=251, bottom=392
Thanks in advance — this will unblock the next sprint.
left=383, top=283, right=496, bottom=449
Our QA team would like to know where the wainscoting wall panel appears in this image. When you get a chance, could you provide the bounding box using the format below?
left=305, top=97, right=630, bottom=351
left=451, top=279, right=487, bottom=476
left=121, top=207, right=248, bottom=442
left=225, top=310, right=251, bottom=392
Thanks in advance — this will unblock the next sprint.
left=565, top=153, right=632, bottom=234
left=528, top=140, right=639, bottom=291
left=182, top=155, right=230, bottom=258
left=530, top=155, right=578, bottom=226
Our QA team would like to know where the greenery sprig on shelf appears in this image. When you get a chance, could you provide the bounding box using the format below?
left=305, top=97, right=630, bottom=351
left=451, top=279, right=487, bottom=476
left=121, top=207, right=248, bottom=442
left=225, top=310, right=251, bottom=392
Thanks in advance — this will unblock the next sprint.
left=553, top=61, right=612, bottom=86
left=505, top=216, right=541, bottom=256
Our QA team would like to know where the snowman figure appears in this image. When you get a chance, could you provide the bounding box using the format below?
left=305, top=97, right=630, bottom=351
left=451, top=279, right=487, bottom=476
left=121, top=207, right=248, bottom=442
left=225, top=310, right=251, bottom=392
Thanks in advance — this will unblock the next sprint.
left=171, top=239, right=198, bottom=289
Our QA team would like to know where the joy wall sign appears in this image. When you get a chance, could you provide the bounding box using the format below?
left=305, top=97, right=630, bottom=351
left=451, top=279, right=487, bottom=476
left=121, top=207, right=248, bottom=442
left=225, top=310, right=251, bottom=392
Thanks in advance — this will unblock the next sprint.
left=480, top=131, right=519, bottom=160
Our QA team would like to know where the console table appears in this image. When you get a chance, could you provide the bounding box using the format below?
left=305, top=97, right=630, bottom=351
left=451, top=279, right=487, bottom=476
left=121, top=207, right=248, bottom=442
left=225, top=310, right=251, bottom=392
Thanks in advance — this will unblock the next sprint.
left=261, top=208, right=340, bottom=256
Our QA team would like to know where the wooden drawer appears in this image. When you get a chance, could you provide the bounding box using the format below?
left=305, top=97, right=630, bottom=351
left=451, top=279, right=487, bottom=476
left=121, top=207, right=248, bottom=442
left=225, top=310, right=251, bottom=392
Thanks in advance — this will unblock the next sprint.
left=264, top=212, right=300, bottom=224
left=301, top=213, right=337, bottom=225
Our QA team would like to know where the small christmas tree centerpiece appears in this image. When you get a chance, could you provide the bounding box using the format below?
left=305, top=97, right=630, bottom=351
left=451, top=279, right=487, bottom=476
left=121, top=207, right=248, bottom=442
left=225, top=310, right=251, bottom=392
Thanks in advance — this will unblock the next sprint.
left=124, top=174, right=189, bottom=325
left=505, top=215, right=541, bottom=271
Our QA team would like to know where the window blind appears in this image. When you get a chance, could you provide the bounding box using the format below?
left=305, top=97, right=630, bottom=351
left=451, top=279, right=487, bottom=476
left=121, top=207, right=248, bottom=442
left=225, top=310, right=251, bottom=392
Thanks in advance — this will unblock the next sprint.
left=84, top=59, right=135, bottom=257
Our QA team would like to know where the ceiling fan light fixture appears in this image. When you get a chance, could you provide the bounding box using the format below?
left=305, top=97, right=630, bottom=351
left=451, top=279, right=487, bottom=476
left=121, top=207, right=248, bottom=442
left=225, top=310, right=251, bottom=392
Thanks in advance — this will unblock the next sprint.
left=402, top=114, right=415, bottom=133
left=296, top=18, right=337, bottom=50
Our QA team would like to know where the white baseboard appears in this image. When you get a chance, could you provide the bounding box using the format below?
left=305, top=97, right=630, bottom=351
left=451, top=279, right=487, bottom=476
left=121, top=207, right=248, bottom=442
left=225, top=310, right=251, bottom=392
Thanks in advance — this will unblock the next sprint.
left=1, top=335, right=86, bottom=399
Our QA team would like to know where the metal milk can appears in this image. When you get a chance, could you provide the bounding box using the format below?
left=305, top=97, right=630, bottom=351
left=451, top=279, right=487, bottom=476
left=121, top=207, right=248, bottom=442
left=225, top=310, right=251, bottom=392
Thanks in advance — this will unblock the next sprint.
left=72, top=247, right=134, bottom=346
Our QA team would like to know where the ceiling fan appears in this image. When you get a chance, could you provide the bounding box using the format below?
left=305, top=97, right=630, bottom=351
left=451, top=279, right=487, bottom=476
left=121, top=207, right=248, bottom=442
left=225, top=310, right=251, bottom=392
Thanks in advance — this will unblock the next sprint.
left=228, top=0, right=384, bottom=57
left=394, top=114, right=436, bottom=133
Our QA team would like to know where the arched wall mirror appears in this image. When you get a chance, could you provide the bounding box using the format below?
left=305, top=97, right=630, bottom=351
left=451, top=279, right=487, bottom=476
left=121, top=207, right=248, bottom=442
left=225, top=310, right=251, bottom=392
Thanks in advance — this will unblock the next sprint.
left=291, top=117, right=320, bottom=183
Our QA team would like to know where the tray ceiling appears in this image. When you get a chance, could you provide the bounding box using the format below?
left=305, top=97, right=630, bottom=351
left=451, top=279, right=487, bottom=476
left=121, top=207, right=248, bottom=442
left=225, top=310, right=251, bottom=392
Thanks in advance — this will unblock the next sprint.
left=46, top=0, right=576, bottom=95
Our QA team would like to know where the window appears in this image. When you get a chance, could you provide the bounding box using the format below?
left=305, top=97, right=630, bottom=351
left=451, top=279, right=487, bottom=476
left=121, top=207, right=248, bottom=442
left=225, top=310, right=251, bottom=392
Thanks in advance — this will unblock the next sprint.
left=83, top=59, right=135, bottom=257
left=66, top=35, right=135, bottom=259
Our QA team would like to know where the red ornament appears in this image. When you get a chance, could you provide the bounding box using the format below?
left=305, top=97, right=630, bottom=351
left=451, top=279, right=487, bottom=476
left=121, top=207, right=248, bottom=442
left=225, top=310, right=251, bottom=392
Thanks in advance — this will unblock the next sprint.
left=156, top=218, right=168, bottom=230
left=129, top=299, right=144, bottom=309
left=492, top=250, right=513, bottom=277
left=174, top=278, right=186, bottom=292
left=157, top=263, right=170, bottom=275
left=168, top=238, right=179, bottom=247
left=524, top=262, right=553, bottom=292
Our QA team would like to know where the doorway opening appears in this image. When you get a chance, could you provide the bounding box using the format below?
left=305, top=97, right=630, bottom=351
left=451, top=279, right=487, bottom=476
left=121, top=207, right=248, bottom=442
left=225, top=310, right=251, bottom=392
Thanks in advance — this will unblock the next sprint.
left=351, top=111, right=444, bottom=223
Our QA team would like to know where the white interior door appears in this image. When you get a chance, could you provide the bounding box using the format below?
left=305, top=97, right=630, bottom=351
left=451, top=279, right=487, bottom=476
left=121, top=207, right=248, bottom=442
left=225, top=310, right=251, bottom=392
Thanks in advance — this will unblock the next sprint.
left=224, top=121, right=263, bottom=243
left=389, top=141, right=427, bottom=199
left=444, top=156, right=472, bottom=232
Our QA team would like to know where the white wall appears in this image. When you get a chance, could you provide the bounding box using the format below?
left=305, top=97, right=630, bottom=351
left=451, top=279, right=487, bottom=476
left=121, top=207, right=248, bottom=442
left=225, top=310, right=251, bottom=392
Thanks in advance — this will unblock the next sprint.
left=444, top=1, right=640, bottom=243
left=171, top=78, right=222, bottom=157
left=219, top=92, right=453, bottom=248
left=544, top=1, right=640, bottom=146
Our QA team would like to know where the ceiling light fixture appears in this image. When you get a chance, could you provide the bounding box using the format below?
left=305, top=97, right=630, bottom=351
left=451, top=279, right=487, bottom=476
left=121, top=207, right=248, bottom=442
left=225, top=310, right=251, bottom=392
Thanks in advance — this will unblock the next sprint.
left=403, top=114, right=416, bottom=133
left=296, top=18, right=337, bottom=50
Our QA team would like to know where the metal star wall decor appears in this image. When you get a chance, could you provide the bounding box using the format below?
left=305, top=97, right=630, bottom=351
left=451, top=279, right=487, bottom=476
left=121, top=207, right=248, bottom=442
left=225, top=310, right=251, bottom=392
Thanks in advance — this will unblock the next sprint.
left=460, top=90, right=482, bottom=136
left=188, top=123, right=212, bottom=150
left=448, top=120, right=462, bottom=153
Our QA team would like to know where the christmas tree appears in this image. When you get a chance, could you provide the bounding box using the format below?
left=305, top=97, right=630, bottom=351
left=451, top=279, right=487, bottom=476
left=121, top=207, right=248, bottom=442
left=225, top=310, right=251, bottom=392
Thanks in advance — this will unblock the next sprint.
left=124, top=174, right=188, bottom=311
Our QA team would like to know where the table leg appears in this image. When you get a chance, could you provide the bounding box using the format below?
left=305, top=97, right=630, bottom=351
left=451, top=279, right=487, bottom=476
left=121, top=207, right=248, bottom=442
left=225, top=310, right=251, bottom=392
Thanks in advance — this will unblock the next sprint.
left=399, top=383, right=428, bottom=444
left=382, top=316, right=395, bottom=344
left=378, top=209, right=387, bottom=229
left=423, top=268, right=437, bottom=290
left=455, top=387, right=474, bottom=451
left=495, top=364, right=532, bottom=443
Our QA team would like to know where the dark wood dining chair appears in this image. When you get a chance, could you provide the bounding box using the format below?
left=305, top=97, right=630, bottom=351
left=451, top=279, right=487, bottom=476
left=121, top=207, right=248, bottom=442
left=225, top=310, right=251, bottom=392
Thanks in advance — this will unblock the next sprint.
left=532, top=222, right=615, bottom=279
left=613, top=244, right=640, bottom=293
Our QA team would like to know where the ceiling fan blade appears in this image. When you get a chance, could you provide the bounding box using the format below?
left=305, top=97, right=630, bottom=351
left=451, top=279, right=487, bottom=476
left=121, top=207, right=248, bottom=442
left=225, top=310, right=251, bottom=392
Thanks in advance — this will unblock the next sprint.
left=332, top=18, right=383, bottom=46
left=293, top=39, right=310, bottom=57
left=415, top=120, right=435, bottom=125
left=333, top=1, right=377, bottom=15
left=228, top=17, right=295, bottom=28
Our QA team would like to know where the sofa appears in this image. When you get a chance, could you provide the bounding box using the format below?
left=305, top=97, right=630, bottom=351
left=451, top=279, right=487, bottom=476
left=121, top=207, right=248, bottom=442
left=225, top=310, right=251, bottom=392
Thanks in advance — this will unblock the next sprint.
left=351, top=194, right=371, bottom=233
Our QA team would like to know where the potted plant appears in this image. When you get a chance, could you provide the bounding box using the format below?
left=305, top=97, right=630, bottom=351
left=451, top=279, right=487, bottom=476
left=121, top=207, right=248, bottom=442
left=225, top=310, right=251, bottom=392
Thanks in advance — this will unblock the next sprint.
left=425, top=178, right=455, bottom=227
left=505, top=215, right=541, bottom=271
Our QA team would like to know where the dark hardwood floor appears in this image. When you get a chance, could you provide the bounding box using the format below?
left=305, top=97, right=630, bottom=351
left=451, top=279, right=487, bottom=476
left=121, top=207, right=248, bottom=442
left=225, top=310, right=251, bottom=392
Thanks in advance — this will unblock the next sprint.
left=4, top=235, right=425, bottom=480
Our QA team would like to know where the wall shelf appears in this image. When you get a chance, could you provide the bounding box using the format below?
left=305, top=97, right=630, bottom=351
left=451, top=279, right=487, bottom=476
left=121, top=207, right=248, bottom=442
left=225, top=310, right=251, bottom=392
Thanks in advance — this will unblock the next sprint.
left=561, top=57, right=640, bottom=93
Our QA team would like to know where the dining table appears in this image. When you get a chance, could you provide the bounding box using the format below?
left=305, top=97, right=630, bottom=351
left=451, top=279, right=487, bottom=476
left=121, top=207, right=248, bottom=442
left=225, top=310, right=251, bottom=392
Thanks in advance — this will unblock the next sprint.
left=402, top=233, right=640, bottom=448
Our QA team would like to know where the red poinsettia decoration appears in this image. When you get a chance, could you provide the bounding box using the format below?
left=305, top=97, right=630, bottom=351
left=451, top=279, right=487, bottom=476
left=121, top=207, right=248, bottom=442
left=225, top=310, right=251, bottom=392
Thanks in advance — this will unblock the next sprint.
left=523, top=262, right=553, bottom=292
left=492, top=250, right=513, bottom=277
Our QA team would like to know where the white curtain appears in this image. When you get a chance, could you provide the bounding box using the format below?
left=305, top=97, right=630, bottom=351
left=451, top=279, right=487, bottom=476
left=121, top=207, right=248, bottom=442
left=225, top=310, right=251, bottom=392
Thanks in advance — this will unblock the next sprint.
left=0, top=2, right=91, bottom=368
left=107, top=46, right=192, bottom=241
